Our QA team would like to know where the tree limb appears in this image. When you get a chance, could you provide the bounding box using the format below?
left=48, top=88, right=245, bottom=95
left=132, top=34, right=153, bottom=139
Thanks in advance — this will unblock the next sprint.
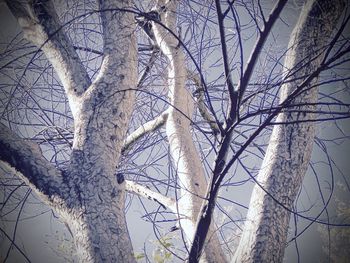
left=187, top=70, right=220, bottom=135
left=122, top=111, right=168, bottom=153
left=153, top=1, right=227, bottom=262
left=187, top=1, right=289, bottom=262
left=0, top=123, right=66, bottom=206
left=124, top=180, right=176, bottom=212
left=5, top=0, right=91, bottom=118
left=233, top=0, right=346, bottom=262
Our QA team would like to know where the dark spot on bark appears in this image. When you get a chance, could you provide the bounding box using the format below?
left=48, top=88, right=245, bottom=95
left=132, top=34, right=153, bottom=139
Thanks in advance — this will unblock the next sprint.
left=119, top=74, right=125, bottom=80
left=112, top=108, right=118, bottom=114
left=146, top=10, right=161, bottom=21
left=74, top=184, right=83, bottom=206
left=110, top=227, right=120, bottom=234
left=288, top=127, right=294, bottom=157
left=110, top=135, right=117, bottom=141
left=116, top=173, right=124, bottom=184
left=98, top=193, right=103, bottom=203
left=169, top=225, right=179, bottom=232
left=195, top=183, right=199, bottom=187
left=111, top=188, right=117, bottom=198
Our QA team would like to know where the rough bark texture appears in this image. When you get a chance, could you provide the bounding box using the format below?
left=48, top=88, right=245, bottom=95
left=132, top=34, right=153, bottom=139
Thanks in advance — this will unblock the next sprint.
left=64, top=0, right=137, bottom=261
left=0, top=123, right=66, bottom=207
left=232, top=0, right=345, bottom=262
left=152, top=1, right=227, bottom=263
left=5, top=0, right=138, bottom=262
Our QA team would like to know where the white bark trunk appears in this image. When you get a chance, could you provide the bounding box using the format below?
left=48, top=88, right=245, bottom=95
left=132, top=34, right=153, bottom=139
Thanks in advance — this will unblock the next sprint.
left=152, top=1, right=226, bottom=262
left=65, top=1, right=137, bottom=261
left=232, top=0, right=345, bottom=262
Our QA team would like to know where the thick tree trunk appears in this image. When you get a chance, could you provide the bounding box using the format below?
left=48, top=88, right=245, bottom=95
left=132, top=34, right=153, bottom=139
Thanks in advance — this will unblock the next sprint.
left=5, top=0, right=137, bottom=262
left=152, top=1, right=227, bottom=263
left=232, top=0, right=345, bottom=262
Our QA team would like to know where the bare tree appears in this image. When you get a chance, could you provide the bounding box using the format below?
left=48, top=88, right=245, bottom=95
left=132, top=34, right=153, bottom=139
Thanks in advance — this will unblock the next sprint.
left=0, top=0, right=349, bottom=263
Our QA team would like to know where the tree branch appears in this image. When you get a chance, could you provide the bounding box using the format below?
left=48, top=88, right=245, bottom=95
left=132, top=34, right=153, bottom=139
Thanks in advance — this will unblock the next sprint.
left=233, top=0, right=288, bottom=124
left=187, top=70, right=220, bottom=135
left=137, top=47, right=160, bottom=88
left=153, top=1, right=227, bottom=262
left=124, top=180, right=176, bottom=212
left=5, top=0, right=91, bottom=118
left=122, top=111, right=168, bottom=153
left=233, top=0, right=346, bottom=261
left=214, top=0, right=236, bottom=122
left=187, top=1, right=289, bottom=262
left=0, top=123, right=66, bottom=206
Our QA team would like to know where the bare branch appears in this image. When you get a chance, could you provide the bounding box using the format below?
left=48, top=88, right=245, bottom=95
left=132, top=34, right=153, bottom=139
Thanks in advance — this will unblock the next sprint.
left=187, top=70, right=220, bottom=135
left=122, top=111, right=168, bottom=153
left=124, top=180, right=176, bottom=212
left=137, top=47, right=160, bottom=88
left=153, top=1, right=227, bottom=262
left=233, top=0, right=346, bottom=261
left=0, top=123, right=66, bottom=206
left=234, top=0, right=288, bottom=122
left=5, top=0, right=91, bottom=118
left=214, top=0, right=236, bottom=121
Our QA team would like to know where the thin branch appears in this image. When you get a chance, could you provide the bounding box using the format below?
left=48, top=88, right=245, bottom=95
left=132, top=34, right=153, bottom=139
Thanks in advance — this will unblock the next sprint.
left=122, top=111, right=168, bottom=153
left=4, top=189, right=31, bottom=262
left=0, top=226, right=31, bottom=262
left=124, top=180, right=176, bottom=212
left=187, top=70, right=220, bottom=135
left=215, top=0, right=237, bottom=126
left=137, top=47, right=160, bottom=88
left=235, top=0, right=288, bottom=114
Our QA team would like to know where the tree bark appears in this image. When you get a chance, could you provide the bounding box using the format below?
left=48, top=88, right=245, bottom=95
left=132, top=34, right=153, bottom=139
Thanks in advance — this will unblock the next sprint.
left=232, top=0, right=345, bottom=262
left=152, top=1, right=227, bottom=263
left=4, top=0, right=138, bottom=262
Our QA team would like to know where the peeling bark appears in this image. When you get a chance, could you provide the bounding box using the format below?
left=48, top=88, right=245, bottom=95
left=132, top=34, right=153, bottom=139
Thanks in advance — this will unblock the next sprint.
left=232, top=1, right=345, bottom=262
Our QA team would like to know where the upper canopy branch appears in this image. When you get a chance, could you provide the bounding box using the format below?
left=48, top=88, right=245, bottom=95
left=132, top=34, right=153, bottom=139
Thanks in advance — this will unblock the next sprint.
left=5, top=0, right=91, bottom=119
left=228, top=0, right=288, bottom=126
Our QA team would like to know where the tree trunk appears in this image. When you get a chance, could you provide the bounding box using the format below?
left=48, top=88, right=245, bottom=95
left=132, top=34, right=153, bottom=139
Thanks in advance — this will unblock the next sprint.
left=232, top=0, right=345, bottom=262
left=5, top=0, right=138, bottom=262
left=152, top=1, right=227, bottom=262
